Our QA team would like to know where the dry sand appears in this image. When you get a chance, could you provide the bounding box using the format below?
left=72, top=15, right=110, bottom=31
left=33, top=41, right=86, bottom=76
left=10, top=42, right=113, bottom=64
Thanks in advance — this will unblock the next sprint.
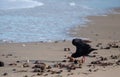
left=0, top=9, right=120, bottom=77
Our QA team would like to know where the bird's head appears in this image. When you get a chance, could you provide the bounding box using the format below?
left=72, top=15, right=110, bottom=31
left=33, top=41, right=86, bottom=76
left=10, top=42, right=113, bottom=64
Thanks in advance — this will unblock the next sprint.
left=72, top=38, right=83, bottom=46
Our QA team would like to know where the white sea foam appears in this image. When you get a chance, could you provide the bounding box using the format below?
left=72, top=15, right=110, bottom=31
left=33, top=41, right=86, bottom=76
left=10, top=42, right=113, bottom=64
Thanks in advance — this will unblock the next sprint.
left=0, top=0, right=44, bottom=9
left=69, top=2, right=76, bottom=6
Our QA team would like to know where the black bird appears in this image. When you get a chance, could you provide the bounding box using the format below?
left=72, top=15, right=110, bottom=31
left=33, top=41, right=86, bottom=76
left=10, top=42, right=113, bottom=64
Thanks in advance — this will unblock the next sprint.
left=71, top=38, right=97, bottom=63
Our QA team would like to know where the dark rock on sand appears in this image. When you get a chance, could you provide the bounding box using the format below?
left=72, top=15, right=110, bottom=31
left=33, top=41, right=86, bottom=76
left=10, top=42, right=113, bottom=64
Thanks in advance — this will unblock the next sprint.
left=32, top=63, right=46, bottom=72
left=23, top=63, right=29, bottom=67
left=116, top=60, right=120, bottom=65
left=110, top=55, right=118, bottom=59
left=3, top=73, right=8, bottom=76
left=0, top=61, right=4, bottom=67
left=33, top=68, right=42, bottom=72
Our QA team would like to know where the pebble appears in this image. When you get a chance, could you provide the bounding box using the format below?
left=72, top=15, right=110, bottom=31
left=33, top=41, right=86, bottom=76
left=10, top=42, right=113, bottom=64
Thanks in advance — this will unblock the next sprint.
left=64, top=48, right=71, bottom=51
left=3, top=73, right=8, bottom=76
left=9, top=63, right=17, bottom=66
left=116, top=60, right=120, bottom=65
left=37, top=73, right=43, bottom=76
left=0, top=61, right=4, bottom=67
left=33, top=68, right=41, bottom=72
left=110, top=55, right=118, bottom=59
left=23, top=63, right=29, bottom=67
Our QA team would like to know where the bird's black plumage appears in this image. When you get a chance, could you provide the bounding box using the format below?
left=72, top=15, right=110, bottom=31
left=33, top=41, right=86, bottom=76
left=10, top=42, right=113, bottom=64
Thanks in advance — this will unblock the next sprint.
left=71, top=38, right=97, bottom=58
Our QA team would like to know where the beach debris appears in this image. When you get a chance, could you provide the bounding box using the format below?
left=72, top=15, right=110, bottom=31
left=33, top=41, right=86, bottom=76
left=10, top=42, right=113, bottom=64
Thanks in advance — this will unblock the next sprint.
left=33, top=68, right=42, bottom=72
left=67, top=56, right=74, bottom=62
left=32, top=63, right=46, bottom=72
left=46, top=65, right=52, bottom=69
left=43, top=74, right=48, bottom=76
left=62, top=60, right=67, bottom=62
left=9, top=63, right=17, bottom=66
left=34, top=60, right=40, bottom=64
left=91, top=60, right=113, bottom=67
left=107, top=42, right=120, bottom=48
left=110, top=55, right=118, bottom=59
left=7, top=54, right=13, bottom=56
left=3, top=73, right=8, bottom=76
left=64, top=48, right=71, bottom=51
left=23, top=63, right=29, bottom=67
left=99, top=56, right=108, bottom=61
left=88, top=69, right=92, bottom=72
left=116, top=60, right=120, bottom=65
left=0, top=61, right=4, bottom=67
left=104, top=46, right=110, bottom=49
left=92, top=52, right=98, bottom=54
left=16, top=60, right=21, bottom=63
left=91, top=60, right=101, bottom=65
left=37, top=72, right=43, bottom=76
left=12, top=69, right=16, bottom=72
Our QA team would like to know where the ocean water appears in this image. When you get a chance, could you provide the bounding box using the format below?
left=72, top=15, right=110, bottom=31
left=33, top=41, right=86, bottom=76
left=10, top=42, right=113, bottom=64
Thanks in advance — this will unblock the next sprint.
left=0, top=0, right=120, bottom=43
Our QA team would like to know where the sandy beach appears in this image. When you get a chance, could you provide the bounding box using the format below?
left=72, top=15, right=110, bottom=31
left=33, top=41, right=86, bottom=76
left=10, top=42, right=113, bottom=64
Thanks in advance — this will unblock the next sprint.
left=0, top=9, right=120, bottom=77
left=70, top=9, right=120, bottom=40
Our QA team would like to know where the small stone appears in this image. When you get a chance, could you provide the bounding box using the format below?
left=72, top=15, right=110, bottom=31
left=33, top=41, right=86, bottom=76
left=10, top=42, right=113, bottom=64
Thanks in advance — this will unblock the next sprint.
left=0, top=61, right=4, bottom=67
left=74, top=60, right=78, bottom=64
left=47, top=69, right=51, bottom=72
left=88, top=69, right=92, bottom=72
left=3, top=73, right=8, bottom=76
left=67, top=69, right=71, bottom=72
left=37, top=73, right=42, bottom=76
left=33, top=68, right=41, bottom=72
left=46, top=65, right=52, bottom=69
left=91, top=60, right=101, bottom=64
left=67, top=56, right=74, bottom=62
left=12, top=69, right=16, bottom=71
left=62, top=60, right=67, bottom=62
left=93, top=52, right=98, bottom=54
left=16, top=60, right=20, bottom=63
left=9, top=63, right=17, bottom=66
left=44, top=74, right=48, bottom=76
left=116, top=60, right=120, bottom=65
left=7, top=54, right=12, bottom=56
left=104, top=47, right=110, bottom=49
left=23, top=63, right=29, bottom=67
left=110, top=55, right=118, bottom=59
left=32, top=63, right=46, bottom=71
left=51, top=71, right=56, bottom=74
left=64, top=48, right=70, bottom=51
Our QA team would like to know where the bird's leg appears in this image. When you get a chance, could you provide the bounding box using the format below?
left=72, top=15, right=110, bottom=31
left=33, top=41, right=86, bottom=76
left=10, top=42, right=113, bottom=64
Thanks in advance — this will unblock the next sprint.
left=81, top=56, right=85, bottom=63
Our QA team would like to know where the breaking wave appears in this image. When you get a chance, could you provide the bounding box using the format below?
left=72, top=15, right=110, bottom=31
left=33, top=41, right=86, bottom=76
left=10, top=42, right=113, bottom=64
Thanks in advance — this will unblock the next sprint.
left=0, top=0, right=44, bottom=9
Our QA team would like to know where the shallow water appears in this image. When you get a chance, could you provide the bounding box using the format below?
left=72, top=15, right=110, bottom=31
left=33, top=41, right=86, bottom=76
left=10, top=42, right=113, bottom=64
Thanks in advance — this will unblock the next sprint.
left=0, top=0, right=120, bottom=43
